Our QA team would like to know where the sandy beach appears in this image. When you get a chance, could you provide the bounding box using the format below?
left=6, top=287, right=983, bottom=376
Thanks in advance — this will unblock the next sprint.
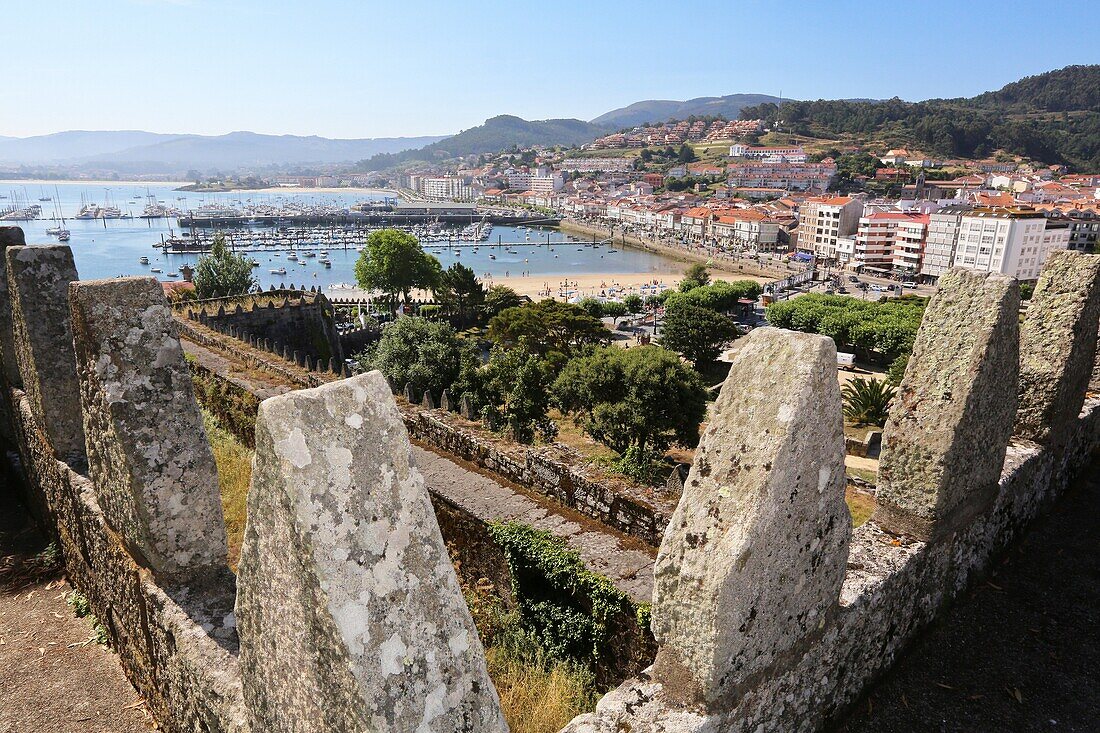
left=326, top=268, right=769, bottom=303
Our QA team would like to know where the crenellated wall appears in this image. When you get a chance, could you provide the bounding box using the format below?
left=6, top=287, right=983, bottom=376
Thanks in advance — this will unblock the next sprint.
left=174, top=286, right=344, bottom=364
left=3, top=223, right=1099, bottom=733
left=560, top=251, right=1100, bottom=733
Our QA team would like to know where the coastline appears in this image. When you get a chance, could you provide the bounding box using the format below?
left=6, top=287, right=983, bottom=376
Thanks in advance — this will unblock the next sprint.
left=0, top=179, right=397, bottom=196
left=558, top=219, right=797, bottom=282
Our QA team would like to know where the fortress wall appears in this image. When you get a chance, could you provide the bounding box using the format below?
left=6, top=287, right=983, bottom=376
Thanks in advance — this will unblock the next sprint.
left=174, top=287, right=343, bottom=364
left=3, top=227, right=1099, bottom=733
left=562, top=251, right=1100, bottom=733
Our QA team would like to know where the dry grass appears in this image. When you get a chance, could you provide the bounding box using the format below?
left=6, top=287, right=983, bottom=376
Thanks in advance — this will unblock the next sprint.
left=486, top=646, right=600, bottom=733
left=846, top=486, right=877, bottom=527
left=203, top=410, right=253, bottom=569
left=546, top=409, right=617, bottom=463
left=464, top=579, right=599, bottom=732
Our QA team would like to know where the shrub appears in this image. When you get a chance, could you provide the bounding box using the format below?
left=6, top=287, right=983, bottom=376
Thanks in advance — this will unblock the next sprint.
left=841, top=377, right=897, bottom=426
left=357, top=316, right=461, bottom=398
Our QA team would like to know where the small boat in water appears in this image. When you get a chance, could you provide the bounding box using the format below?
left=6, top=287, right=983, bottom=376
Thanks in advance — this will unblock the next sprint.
left=57, top=231, right=70, bottom=242
left=139, top=256, right=149, bottom=265
left=167, top=272, right=179, bottom=278
left=270, top=267, right=287, bottom=275
left=151, top=267, right=162, bottom=273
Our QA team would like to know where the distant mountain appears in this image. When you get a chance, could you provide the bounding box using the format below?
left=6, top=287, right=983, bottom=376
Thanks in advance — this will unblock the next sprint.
left=420, top=115, right=607, bottom=158
left=591, top=94, right=784, bottom=128
left=0, top=130, right=449, bottom=170
left=356, top=115, right=609, bottom=170
left=0, top=130, right=185, bottom=164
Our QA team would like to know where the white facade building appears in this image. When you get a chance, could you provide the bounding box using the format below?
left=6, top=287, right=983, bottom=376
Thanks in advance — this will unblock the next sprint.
left=952, top=207, right=1071, bottom=280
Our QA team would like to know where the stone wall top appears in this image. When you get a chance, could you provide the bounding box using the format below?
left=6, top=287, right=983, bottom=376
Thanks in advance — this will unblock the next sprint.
left=70, top=276, right=227, bottom=579
left=236, top=370, right=505, bottom=733
left=875, top=268, right=1020, bottom=540
left=6, top=243, right=85, bottom=463
left=651, top=327, right=850, bottom=707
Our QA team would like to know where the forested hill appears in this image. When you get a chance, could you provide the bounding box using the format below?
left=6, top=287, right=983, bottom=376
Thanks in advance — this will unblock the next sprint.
left=357, top=115, right=608, bottom=170
left=738, top=65, right=1100, bottom=170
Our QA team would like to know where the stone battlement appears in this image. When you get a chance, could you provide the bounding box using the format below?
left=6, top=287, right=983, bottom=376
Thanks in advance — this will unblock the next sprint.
left=1, top=220, right=1099, bottom=733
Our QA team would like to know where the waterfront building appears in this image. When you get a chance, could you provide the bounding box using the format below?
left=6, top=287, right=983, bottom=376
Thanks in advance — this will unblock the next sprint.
left=796, top=196, right=863, bottom=262
left=558, top=158, right=633, bottom=173
left=711, top=210, right=782, bottom=251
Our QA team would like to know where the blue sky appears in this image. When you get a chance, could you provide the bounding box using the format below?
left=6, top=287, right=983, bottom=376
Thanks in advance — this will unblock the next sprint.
left=3, top=0, right=1097, bottom=139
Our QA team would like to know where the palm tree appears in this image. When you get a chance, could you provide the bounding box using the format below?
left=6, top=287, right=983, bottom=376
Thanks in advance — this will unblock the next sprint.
left=841, top=377, right=896, bottom=426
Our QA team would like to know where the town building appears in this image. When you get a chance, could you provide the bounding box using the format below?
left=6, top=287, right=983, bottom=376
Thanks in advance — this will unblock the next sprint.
left=557, top=158, right=633, bottom=173
left=506, top=170, right=563, bottom=192
left=728, top=144, right=807, bottom=163
left=796, top=196, right=864, bottom=262
left=921, top=204, right=972, bottom=282
left=711, top=210, right=783, bottom=251
left=952, top=207, right=1070, bottom=280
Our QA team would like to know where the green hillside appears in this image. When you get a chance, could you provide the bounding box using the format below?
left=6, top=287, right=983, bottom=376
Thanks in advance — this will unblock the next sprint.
left=357, top=115, right=608, bottom=170
left=738, top=66, right=1100, bottom=170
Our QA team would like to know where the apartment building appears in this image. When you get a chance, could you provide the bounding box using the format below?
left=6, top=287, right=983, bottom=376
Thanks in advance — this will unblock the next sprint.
left=506, top=170, right=564, bottom=192
left=920, top=204, right=972, bottom=281
left=420, top=176, right=474, bottom=201
left=796, top=196, right=864, bottom=262
left=838, top=212, right=927, bottom=273
left=726, top=161, right=836, bottom=192
left=711, top=210, right=782, bottom=251
left=728, top=144, right=807, bottom=163
left=558, top=158, right=633, bottom=173
left=952, top=207, right=1070, bottom=280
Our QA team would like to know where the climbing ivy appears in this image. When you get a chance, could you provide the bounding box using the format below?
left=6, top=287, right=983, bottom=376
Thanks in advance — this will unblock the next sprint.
left=487, top=521, right=641, bottom=664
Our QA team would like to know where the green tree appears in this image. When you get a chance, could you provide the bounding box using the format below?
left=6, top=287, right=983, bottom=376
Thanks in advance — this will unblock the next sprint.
left=357, top=316, right=460, bottom=399
left=480, top=285, right=523, bottom=322
left=841, top=377, right=897, bottom=426
left=577, top=297, right=604, bottom=319
left=658, top=302, right=738, bottom=366
left=488, top=300, right=609, bottom=358
left=602, top=301, right=629, bottom=326
left=677, top=143, right=697, bottom=163
left=679, top=262, right=711, bottom=292
left=622, top=294, right=644, bottom=313
left=435, top=262, right=485, bottom=328
left=354, top=229, right=441, bottom=311
left=192, top=233, right=255, bottom=298
left=553, top=346, right=707, bottom=455
left=480, top=346, right=556, bottom=443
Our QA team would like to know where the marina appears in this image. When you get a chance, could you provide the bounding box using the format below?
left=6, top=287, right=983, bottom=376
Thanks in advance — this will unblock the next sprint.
left=2, top=182, right=689, bottom=293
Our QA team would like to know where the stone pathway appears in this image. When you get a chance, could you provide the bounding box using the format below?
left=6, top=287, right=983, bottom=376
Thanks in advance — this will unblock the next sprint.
left=0, top=484, right=153, bottom=733
left=831, top=463, right=1100, bottom=733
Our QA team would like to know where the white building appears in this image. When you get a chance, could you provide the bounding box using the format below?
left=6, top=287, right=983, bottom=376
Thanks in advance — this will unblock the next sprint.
left=729, top=144, right=807, bottom=163
left=506, top=171, right=564, bottom=192
left=920, top=204, right=972, bottom=281
left=952, top=207, right=1071, bottom=280
left=420, top=176, right=475, bottom=201
left=558, top=158, right=633, bottom=173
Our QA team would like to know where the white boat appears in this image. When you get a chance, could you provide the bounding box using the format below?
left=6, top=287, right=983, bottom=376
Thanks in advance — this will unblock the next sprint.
left=150, top=267, right=162, bottom=273
left=57, top=231, right=70, bottom=242
left=167, top=272, right=179, bottom=278
left=270, top=267, right=287, bottom=275
left=139, top=256, right=149, bottom=265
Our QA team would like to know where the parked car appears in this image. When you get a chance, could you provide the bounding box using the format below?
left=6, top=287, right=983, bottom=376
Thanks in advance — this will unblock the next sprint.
left=838, top=287, right=850, bottom=294
left=848, top=275, right=860, bottom=283
left=902, top=281, right=917, bottom=289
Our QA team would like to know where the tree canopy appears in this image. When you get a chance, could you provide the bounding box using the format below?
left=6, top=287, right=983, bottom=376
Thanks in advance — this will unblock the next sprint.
left=488, top=300, right=609, bottom=357
left=679, top=263, right=711, bottom=292
left=664, top=279, right=762, bottom=312
left=553, top=345, right=707, bottom=455
left=192, top=233, right=255, bottom=298
left=765, top=293, right=927, bottom=363
left=357, top=316, right=461, bottom=398
left=435, top=262, right=485, bottom=328
left=353, top=229, right=441, bottom=308
left=658, top=301, right=738, bottom=365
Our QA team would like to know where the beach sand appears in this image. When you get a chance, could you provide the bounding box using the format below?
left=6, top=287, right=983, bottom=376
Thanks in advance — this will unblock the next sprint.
left=326, top=268, right=769, bottom=302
